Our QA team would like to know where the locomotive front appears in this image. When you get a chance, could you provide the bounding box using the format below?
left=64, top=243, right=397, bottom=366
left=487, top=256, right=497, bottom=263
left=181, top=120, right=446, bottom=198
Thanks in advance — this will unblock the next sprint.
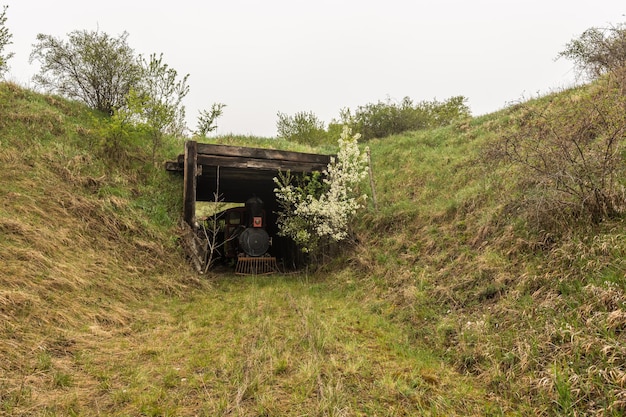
left=237, top=196, right=271, bottom=257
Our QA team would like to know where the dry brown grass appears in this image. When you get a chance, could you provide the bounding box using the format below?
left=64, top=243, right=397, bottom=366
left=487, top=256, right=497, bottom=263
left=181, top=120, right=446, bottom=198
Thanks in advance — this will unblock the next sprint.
left=0, top=82, right=205, bottom=415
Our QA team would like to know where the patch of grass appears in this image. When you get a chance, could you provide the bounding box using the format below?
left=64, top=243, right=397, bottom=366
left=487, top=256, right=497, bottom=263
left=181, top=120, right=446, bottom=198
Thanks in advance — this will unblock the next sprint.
left=0, top=81, right=205, bottom=414
left=354, top=83, right=626, bottom=416
left=200, top=133, right=335, bottom=155
left=52, top=372, right=73, bottom=389
left=66, top=274, right=504, bottom=416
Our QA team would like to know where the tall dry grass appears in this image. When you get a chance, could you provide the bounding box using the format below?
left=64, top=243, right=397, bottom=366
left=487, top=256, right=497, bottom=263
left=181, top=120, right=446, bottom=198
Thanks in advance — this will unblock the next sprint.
left=0, top=81, right=204, bottom=414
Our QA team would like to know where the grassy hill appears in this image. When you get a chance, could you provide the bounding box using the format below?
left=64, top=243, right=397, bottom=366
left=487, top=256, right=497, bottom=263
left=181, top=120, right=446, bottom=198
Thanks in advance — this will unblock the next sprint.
left=0, top=82, right=203, bottom=414
left=357, top=81, right=626, bottom=416
left=1, top=79, right=625, bottom=416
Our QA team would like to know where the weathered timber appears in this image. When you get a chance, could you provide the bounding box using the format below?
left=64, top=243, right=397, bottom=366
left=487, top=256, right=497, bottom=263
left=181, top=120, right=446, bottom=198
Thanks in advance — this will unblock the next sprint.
left=165, top=160, right=180, bottom=171
left=183, top=140, right=197, bottom=227
left=169, top=139, right=332, bottom=229
left=196, top=154, right=327, bottom=173
left=196, top=143, right=330, bottom=164
left=179, top=219, right=207, bottom=273
left=166, top=142, right=332, bottom=173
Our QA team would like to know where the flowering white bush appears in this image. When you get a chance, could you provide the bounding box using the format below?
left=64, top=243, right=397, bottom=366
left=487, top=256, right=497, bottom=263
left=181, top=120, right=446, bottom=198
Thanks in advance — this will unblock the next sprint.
left=274, top=126, right=369, bottom=253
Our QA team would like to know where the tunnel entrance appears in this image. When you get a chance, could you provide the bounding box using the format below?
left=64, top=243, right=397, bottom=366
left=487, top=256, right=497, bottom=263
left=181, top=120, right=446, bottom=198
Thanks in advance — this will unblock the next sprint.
left=165, top=141, right=331, bottom=273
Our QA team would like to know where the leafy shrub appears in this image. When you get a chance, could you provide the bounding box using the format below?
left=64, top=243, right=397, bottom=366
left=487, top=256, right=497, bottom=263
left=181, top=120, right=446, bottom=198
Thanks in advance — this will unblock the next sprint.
left=126, top=53, right=189, bottom=161
left=489, top=22, right=626, bottom=233
left=29, top=30, right=189, bottom=163
left=276, top=110, right=329, bottom=146
left=195, top=103, right=226, bottom=137
left=339, top=96, right=470, bottom=141
left=30, top=30, right=142, bottom=115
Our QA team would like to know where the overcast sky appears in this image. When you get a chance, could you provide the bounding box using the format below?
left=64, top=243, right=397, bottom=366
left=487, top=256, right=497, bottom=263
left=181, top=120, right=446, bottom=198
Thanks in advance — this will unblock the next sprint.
left=3, top=0, right=625, bottom=137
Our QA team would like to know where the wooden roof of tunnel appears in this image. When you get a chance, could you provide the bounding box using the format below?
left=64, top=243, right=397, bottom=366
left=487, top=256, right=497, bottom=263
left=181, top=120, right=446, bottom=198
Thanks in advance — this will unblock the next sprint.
left=165, top=141, right=332, bottom=227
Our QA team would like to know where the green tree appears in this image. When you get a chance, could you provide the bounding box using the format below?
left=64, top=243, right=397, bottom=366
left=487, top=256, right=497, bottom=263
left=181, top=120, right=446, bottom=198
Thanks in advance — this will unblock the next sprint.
left=431, top=96, right=471, bottom=126
left=557, top=23, right=626, bottom=82
left=276, top=110, right=328, bottom=145
left=195, top=103, right=226, bottom=137
left=0, top=5, right=14, bottom=78
left=29, top=30, right=142, bottom=114
left=127, top=53, right=189, bottom=161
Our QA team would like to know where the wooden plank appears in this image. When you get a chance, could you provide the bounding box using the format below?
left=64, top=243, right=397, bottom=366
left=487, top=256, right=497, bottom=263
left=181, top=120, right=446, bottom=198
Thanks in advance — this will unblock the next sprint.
left=179, top=220, right=207, bottom=273
left=167, top=142, right=333, bottom=173
left=196, top=143, right=331, bottom=164
left=183, top=140, right=198, bottom=227
left=196, top=154, right=328, bottom=173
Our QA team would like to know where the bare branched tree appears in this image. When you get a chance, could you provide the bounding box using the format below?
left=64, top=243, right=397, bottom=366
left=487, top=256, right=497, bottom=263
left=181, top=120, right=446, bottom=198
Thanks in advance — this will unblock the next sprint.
left=496, top=86, right=626, bottom=228
left=558, top=23, right=626, bottom=80
left=198, top=169, right=239, bottom=273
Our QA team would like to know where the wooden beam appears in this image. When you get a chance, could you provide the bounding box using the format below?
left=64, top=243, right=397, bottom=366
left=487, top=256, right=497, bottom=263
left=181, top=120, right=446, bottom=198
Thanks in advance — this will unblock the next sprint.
left=196, top=154, right=327, bottom=173
left=183, top=140, right=198, bottom=227
left=196, top=143, right=331, bottom=164
left=166, top=144, right=333, bottom=174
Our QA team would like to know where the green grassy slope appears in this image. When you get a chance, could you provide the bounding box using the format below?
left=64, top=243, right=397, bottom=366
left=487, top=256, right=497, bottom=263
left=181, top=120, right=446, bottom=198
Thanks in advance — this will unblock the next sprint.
left=0, top=82, right=203, bottom=414
left=354, top=86, right=626, bottom=416
left=2, top=80, right=624, bottom=416
left=0, top=83, right=507, bottom=416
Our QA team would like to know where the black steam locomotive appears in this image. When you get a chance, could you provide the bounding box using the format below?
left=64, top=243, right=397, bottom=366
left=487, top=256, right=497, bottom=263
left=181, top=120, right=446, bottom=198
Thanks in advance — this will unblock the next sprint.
left=221, top=196, right=271, bottom=259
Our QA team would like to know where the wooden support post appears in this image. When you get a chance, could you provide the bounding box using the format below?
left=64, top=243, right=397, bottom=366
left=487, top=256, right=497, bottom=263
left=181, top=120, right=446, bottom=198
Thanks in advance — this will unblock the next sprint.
left=183, top=140, right=198, bottom=228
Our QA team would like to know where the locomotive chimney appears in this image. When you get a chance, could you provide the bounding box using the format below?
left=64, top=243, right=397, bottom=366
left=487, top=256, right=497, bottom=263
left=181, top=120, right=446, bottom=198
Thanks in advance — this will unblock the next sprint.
left=245, top=196, right=264, bottom=228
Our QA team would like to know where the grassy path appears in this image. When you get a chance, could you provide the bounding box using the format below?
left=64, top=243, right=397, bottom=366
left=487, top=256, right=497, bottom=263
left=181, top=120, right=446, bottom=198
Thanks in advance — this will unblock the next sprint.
left=33, top=274, right=505, bottom=416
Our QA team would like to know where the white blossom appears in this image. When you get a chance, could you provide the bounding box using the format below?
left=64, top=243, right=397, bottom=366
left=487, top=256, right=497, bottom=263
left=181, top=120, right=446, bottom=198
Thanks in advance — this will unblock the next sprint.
left=273, top=126, right=369, bottom=252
